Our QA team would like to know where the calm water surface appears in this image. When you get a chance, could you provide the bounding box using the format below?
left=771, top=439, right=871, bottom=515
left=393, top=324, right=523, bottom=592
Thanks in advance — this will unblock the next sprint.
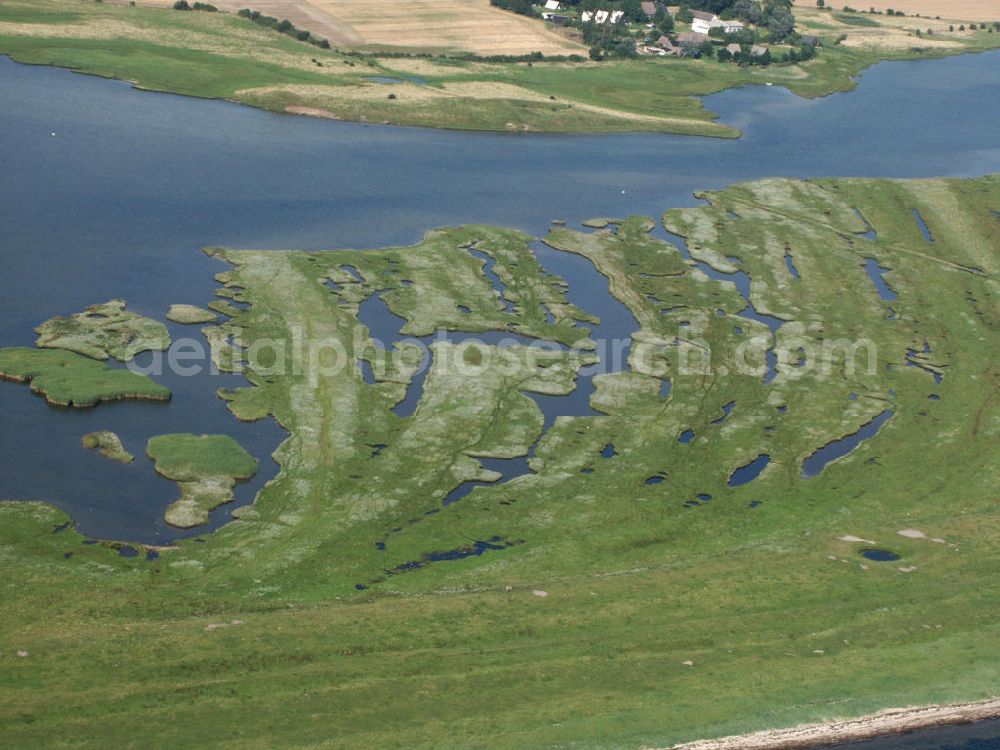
left=1, top=50, right=1000, bottom=547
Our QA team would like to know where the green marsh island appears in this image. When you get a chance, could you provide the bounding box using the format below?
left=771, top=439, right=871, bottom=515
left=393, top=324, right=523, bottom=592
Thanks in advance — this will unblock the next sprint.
left=1, top=175, right=999, bottom=748
left=81, top=431, right=135, bottom=464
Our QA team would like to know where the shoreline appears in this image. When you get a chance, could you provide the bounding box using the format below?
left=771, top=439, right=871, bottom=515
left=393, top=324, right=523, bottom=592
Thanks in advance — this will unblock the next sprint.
left=661, top=698, right=1000, bottom=750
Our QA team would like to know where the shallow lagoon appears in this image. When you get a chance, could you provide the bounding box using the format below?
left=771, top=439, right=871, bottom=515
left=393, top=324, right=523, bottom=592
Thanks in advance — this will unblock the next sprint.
left=2, top=50, right=1000, bottom=545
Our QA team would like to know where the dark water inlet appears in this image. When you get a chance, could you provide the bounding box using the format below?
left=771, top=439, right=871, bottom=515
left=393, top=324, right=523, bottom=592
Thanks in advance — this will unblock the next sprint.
left=853, top=208, right=878, bottom=240
left=911, top=208, right=934, bottom=242
left=784, top=252, right=801, bottom=279
left=905, top=348, right=943, bottom=384
left=728, top=454, right=771, bottom=487
left=469, top=247, right=516, bottom=314
left=712, top=401, right=736, bottom=424
left=863, top=258, right=898, bottom=302
left=801, top=409, right=894, bottom=478
left=660, top=227, right=782, bottom=382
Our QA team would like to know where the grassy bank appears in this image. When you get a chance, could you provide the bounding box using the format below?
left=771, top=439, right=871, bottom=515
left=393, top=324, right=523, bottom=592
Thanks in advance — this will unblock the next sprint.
left=2, top=0, right=998, bottom=136
left=1, top=175, right=998, bottom=747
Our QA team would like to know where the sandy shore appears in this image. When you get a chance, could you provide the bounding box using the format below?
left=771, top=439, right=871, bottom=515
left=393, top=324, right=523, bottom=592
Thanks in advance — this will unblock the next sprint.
left=659, top=698, right=1000, bottom=750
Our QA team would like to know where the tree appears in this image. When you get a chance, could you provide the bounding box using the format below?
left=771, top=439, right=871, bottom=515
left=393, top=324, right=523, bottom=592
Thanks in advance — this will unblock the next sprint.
left=765, top=8, right=795, bottom=42
left=172, top=0, right=191, bottom=8
left=654, top=7, right=675, bottom=33
left=619, top=0, right=644, bottom=23
left=816, top=0, right=825, bottom=6
left=717, top=46, right=733, bottom=61
left=679, top=39, right=702, bottom=56
left=731, top=0, right=763, bottom=25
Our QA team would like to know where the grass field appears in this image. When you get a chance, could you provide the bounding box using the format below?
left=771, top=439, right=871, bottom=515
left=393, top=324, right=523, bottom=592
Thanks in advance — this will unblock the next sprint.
left=796, top=0, right=1000, bottom=23
left=260, top=0, right=586, bottom=55
left=1, top=175, right=998, bottom=748
left=0, top=347, right=171, bottom=407
left=2, top=0, right=998, bottom=136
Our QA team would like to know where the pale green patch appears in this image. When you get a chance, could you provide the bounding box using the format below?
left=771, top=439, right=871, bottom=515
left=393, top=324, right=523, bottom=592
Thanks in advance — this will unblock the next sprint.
left=35, top=299, right=169, bottom=361
left=81, top=431, right=133, bottom=463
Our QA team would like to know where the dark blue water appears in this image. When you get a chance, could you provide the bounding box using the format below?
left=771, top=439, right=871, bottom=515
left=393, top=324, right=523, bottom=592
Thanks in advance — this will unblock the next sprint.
left=861, top=548, right=901, bottom=562
left=823, top=718, right=1000, bottom=750
left=662, top=227, right=783, bottom=382
left=712, top=400, right=737, bottom=424
left=801, top=409, right=894, bottom=479
left=784, top=252, right=801, bottom=280
left=2, top=49, right=1000, bottom=548
left=727, top=454, right=771, bottom=487
left=864, top=257, right=899, bottom=301
left=912, top=208, right=935, bottom=242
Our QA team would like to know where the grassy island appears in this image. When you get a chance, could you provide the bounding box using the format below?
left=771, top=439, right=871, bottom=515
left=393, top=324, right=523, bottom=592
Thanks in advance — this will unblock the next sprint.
left=166, top=304, right=218, bottom=324
left=35, top=299, right=170, bottom=361
left=81, top=431, right=134, bottom=464
left=0, top=347, right=171, bottom=407
left=147, top=433, right=259, bottom=528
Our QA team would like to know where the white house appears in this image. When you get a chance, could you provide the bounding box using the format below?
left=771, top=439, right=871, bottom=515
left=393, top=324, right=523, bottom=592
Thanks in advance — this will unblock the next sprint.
left=691, top=11, right=745, bottom=35
left=581, top=9, right=625, bottom=24
left=544, top=0, right=561, bottom=11
left=690, top=10, right=720, bottom=34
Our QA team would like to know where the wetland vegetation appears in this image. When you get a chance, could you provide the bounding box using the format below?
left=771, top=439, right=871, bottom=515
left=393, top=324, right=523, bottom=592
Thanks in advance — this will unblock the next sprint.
left=2, top=174, right=998, bottom=748
left=147, top=433, right=259, bottom=527
left=0, top=347, right=171, bottom=407
left=81, top=430, right=134, bottom=464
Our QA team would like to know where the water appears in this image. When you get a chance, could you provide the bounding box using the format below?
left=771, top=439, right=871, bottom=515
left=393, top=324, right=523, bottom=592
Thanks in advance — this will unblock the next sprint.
left=784, top=252, right=801, bottom=280
left=2, top=49, right=1000, bottom=546
left=864, top=258, right=898, bottom=302
left=860, top=548, right=901, bottom=562
left=662, top=227, right=783, bottom=382
left=801, top=409, right=894, bottom=479
left=854, top=208, right=878, bottom=240
left=727, top=454, right=771, bottom=487
left=912, top=208, right=935, bottom=242
left=712, top=400, right=737, bottom=424
left=821, top=718, right=1000, bottom=750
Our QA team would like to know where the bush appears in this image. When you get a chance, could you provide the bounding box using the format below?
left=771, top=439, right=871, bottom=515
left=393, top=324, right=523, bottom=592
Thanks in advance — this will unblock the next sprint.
left=489, top=0, right=536, bottom=18
left=172, top=0, right=191, bottom=9
left=237, top=7, right=330, bottom=49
